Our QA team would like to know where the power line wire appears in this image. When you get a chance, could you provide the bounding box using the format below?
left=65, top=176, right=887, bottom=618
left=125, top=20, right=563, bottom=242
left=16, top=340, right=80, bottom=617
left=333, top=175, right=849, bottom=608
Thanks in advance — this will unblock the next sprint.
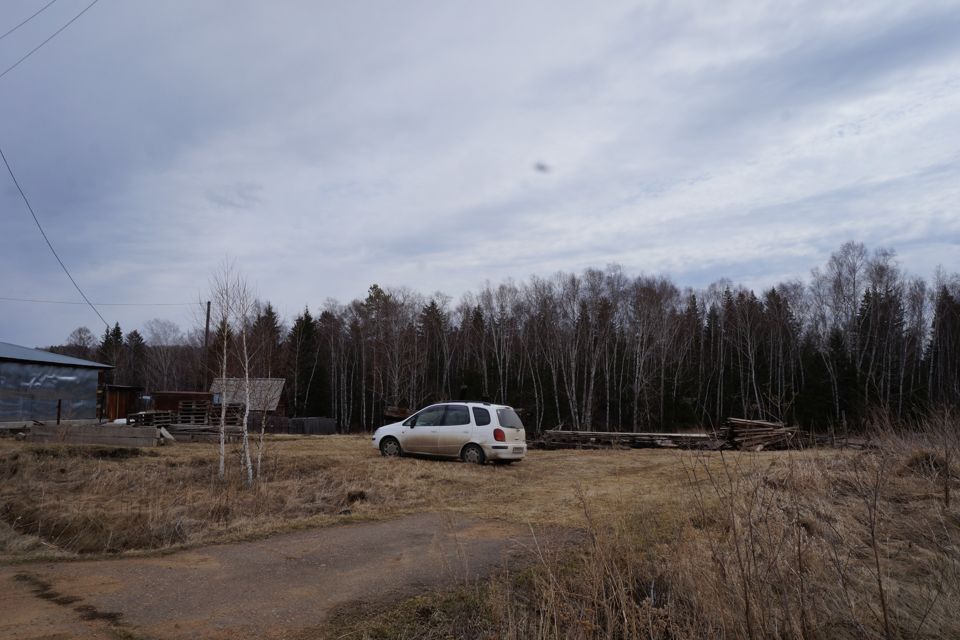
left=0, top=0, right=61, bottom=42
left=0, top=0, right=100, bottom=81
left=0, top=296, right=199, bottom=307
left=0, top=141, right=109, bottom=328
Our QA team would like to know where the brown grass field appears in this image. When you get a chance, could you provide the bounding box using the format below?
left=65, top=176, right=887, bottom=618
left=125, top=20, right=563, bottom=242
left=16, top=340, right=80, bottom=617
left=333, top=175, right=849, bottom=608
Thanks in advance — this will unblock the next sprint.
left=1, top=428, right=958, bottom=639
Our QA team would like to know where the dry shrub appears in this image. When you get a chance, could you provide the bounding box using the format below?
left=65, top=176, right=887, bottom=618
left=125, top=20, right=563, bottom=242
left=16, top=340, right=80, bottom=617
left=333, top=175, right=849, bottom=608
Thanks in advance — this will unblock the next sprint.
left=474, top=484, right=706, bottom=640
left=900, top=448, right=953, bottom=481
left=322, top=589, right=493, bottom=640
left=480, top=421, right=960, bottom=640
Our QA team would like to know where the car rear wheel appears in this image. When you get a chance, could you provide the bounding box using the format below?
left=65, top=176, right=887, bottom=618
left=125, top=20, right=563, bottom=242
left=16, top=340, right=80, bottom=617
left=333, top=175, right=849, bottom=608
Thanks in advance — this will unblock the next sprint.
left=380, top=437, right=402, bottom=457
left=461, top=444, right=485, bottom=465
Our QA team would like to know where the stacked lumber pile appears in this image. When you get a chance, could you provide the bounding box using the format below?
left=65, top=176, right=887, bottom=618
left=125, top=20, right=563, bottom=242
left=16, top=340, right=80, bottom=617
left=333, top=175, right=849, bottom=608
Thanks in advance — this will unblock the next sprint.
left=723, top=418, right=798, bottom=450
left=165, top=403, right=245, bottom=442
left=177, top=400, right=210, bottom=425
left=538, top=429, right=713, bottom=450
left=127, top=411, right=173, bottom=428
left=27, top=423, right=163, bottom=447
left=211, top=403, right=244, bottom=427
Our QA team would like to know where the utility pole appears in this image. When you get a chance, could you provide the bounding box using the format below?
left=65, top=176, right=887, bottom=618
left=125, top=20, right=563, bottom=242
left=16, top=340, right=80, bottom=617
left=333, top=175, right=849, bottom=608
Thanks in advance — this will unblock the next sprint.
left=203, top=300, right=211, bottom=389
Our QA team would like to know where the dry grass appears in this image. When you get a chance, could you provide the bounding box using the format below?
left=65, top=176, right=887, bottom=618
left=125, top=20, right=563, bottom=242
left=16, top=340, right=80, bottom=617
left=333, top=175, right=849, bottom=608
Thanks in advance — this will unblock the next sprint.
left=327, top=430, right=960, bottom=640
left=0, top=435, right=691, bottom=560
left=3, top=427, right=956, bottom=639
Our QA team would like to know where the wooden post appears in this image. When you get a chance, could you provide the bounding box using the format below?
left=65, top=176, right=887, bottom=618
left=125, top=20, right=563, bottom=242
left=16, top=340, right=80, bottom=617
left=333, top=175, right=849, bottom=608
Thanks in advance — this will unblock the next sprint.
left=56, top=399, right=61, bottom=425
left=203, top=300, right=211, bottom=390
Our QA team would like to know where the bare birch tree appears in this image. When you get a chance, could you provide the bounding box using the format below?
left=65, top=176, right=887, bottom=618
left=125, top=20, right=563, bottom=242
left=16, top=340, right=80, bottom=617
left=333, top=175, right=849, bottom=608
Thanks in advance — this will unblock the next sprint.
left=209, top=263, right=236, bottom=482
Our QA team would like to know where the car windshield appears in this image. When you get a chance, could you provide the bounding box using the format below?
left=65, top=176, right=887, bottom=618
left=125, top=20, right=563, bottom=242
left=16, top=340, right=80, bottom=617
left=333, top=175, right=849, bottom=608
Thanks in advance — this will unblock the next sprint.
left=496, top=408, right=524, bottom=428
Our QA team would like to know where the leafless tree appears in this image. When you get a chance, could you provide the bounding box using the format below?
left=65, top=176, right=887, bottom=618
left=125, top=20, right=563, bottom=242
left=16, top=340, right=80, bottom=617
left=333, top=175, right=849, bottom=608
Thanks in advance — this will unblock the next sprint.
left=143, top=319, right=184, bottom=391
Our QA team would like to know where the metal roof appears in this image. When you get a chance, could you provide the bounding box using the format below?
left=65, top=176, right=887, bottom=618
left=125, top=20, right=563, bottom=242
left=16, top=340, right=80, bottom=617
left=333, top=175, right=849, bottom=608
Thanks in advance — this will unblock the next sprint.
left=0, top=341, right=112, bottom=369
left=210, top=378, right=285, bottom=411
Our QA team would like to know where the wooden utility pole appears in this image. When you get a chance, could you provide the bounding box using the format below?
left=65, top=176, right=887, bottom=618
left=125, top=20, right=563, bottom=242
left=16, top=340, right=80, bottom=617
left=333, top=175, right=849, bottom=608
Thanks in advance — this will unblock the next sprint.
left=203, top=300, right=211, bottom=389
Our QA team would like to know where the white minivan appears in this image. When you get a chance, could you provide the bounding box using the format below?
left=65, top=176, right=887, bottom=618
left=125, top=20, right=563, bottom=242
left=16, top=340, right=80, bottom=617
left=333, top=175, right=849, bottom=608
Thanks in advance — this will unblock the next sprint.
left=372, top=402, right=527, bottom=464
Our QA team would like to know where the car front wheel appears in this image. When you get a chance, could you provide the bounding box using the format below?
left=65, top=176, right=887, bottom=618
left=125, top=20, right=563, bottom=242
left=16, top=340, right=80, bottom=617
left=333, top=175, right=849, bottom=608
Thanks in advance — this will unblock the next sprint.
left=461, top=444, right=485, bottom=465
left=380, top=437, right=402, bottom=457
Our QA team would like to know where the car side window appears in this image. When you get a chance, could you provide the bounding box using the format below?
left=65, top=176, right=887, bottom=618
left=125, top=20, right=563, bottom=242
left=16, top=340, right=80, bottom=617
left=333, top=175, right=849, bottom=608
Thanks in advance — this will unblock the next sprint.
left=441, top=404, right=470, bottom=426
left=472, top=407, right=491, bottom=426
left=412, top=406, right=446, bottom=426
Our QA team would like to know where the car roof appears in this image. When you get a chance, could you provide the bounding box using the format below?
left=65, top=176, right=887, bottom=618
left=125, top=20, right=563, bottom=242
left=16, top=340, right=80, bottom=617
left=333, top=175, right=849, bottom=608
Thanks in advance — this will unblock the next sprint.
left=426, top=401, right=511, bottom=410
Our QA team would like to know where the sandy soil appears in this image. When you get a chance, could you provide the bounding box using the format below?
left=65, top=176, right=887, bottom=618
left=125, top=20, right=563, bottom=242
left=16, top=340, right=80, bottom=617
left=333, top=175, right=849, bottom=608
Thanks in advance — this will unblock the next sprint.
left=1, top=512, right=563, bottom=639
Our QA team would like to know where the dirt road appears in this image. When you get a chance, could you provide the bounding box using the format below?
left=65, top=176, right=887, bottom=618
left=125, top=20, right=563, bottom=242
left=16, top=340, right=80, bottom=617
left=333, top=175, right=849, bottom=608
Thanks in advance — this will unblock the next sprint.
left=1, top=512, right=555, bottom=639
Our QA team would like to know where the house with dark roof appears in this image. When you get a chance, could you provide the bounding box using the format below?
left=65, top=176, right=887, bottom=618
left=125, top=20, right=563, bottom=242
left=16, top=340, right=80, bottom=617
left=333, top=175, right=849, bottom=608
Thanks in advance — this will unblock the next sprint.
left=0, top=341, right=112, bottom=424
left=209, top=377, right=285, bottom=412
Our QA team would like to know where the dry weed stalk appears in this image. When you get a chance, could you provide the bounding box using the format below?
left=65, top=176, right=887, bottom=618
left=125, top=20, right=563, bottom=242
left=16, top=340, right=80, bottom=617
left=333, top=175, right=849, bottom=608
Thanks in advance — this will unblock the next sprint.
left=487, top=421, right=958, bottom=640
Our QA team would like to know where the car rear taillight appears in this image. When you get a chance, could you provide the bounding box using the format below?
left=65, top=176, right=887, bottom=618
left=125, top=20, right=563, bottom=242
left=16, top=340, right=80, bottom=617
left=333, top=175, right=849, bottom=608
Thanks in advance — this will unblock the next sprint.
left=494, top=428, right=505, bottom=442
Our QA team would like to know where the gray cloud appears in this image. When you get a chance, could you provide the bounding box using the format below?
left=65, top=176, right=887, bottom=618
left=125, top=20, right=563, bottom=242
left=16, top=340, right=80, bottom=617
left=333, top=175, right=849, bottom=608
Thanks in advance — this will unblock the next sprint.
left=1, top=0, right=959, bottom=345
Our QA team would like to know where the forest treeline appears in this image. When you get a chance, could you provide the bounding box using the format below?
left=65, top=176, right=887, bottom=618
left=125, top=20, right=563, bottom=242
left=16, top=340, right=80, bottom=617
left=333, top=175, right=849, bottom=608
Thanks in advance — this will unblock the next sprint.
left=50, top=241, right=959, bottom=433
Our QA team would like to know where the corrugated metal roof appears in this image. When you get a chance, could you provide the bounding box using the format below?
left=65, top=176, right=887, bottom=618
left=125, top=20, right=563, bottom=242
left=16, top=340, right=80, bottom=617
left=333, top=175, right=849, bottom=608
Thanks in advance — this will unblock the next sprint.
left=210, top=378, right=285, bottom=411
left=0, top=341, right=112, bottom=369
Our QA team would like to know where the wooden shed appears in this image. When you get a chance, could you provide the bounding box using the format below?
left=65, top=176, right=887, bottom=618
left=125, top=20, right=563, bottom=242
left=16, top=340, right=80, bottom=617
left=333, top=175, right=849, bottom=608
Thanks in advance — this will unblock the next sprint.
left=100, top=385, right=143, bottom=422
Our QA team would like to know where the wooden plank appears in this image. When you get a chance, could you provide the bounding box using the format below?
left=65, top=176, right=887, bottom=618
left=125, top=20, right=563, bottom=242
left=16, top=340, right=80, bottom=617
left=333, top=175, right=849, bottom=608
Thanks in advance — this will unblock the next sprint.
left=27, top=424, right=159, bottom=447
left=27, top=434, right=157, bottom=447
left=28, top=430, right=157, bottom=443
left=543, top=430, right=710, bottom=439
left=726, top=418, right=786, bottom=427
left=30, top=424, right=158, bottom=439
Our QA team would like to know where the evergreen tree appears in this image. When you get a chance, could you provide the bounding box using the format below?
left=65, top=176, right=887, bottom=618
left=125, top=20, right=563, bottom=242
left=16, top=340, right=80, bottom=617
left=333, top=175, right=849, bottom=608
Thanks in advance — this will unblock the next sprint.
left=928, top=287, right=960, bottom=406
left=285, top=309, right=320, bottom=416
left=97, top=323, right=124, bottom=383
left=124, top=330, right=146, bottom=387
left=251, top=302, right=283, bottom=378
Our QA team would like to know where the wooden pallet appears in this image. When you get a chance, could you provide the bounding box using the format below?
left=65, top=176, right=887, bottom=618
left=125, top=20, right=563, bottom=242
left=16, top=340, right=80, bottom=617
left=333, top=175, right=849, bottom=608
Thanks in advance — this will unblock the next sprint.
left=177, top=400, right=210, bottom=426
left=127, top=411, right=173, bottom=428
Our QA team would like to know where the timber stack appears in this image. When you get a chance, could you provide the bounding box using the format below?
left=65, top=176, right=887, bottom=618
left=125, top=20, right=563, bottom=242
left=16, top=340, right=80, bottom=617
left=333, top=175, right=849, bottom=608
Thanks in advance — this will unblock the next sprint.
left=723, top=418, right=798, bottom=450
left=538, top=429, right=713, bottom=450
left=163, top=400, right=244, bottom=442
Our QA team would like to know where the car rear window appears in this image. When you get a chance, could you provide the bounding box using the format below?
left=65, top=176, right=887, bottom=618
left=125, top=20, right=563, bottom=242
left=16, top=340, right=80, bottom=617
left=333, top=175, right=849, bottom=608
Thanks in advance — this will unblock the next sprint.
left=442, top=405, right=470, bottom=426
left=472, top=407, right=491, bottom=426
left=496, top=408, right=524, bottom=428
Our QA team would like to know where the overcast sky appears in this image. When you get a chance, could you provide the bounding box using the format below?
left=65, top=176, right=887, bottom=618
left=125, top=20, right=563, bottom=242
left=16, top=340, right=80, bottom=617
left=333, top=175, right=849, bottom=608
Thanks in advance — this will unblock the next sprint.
left=2, top=0, right=959, bottom=347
